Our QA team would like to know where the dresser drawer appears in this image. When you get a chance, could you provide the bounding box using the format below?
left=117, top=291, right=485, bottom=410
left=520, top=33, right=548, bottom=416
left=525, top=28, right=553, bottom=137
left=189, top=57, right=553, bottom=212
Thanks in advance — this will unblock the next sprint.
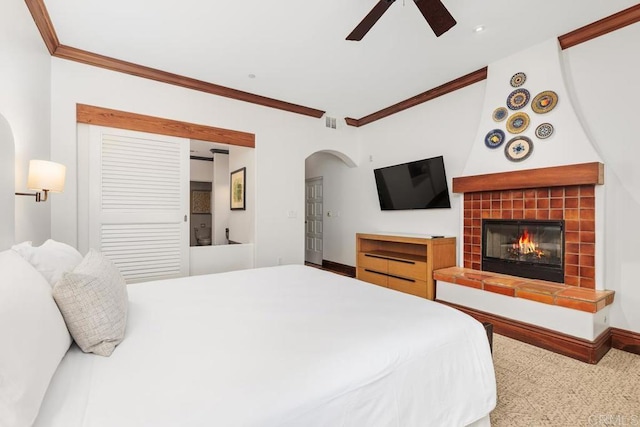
left=358, top=253, right=389, bottom=272
left=388, top=277, right=428, bottom=298
left=388, top=259, right=427, bottom=281
left=357, top=268, right=388, bottom=287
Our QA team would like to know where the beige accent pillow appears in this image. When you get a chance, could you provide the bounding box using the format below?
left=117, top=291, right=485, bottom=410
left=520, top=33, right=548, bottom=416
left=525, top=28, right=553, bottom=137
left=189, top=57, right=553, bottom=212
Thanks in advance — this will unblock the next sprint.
left=53, top=249, right=128, bottom=357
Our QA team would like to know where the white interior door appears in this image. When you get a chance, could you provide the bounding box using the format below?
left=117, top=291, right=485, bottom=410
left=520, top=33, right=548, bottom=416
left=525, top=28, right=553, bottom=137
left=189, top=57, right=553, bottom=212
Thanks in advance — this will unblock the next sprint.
left=88, top=126, right=189, bottom=283
left=305, top=177, right=323, bottom=265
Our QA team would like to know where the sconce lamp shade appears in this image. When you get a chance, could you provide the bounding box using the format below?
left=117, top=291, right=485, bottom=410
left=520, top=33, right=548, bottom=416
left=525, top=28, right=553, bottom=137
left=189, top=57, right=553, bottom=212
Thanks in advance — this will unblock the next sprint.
left=27, top=160, right=66, bottom=193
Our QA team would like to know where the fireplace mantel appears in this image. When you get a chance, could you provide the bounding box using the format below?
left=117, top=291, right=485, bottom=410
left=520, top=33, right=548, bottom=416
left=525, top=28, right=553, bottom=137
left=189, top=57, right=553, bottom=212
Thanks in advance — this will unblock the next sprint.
left=452, top=162, right=604, bottom=194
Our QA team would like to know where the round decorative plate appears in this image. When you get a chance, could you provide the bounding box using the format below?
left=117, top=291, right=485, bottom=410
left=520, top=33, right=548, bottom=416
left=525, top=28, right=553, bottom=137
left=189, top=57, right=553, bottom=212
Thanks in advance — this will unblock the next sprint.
left=510, top=72, right=527, bottom=87
left=506, top=88, right=530, bottom=110
left=504, top=136, right=534, bottom=162
left=485, top=129, right=505, bottom=148
left=506, top=112, right=530, bottom=134
left=535, top=123, right=554, bottom=139
left=492, top=107, right=508, bottom=122
left=532, top=90, right=558, bottom=114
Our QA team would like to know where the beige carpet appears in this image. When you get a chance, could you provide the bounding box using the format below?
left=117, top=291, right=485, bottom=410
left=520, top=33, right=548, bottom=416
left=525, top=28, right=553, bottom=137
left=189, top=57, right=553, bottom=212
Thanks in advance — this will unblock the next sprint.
left=491, top=334, right=640, bottom=426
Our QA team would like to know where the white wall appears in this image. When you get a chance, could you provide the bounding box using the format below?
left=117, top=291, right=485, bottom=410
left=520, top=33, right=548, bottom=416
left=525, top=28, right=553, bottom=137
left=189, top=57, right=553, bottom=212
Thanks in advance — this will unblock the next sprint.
left=190, top=158, right=213, bottom=183
left=0, top=2, right=52, bottom=244
left=213, top=153, right=230, bottom=245
left=49, top=58, right=360, bottom=269
left=0, top=115, right=15, bottom=250
left=228, top=145, right=255, bottom=244
left=563, top=23, right=640, bottom=334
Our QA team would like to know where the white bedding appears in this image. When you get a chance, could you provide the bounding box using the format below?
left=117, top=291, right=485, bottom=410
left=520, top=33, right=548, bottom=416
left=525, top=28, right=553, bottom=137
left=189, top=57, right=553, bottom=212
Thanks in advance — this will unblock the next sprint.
left=35, top=265, right=496, bottom=427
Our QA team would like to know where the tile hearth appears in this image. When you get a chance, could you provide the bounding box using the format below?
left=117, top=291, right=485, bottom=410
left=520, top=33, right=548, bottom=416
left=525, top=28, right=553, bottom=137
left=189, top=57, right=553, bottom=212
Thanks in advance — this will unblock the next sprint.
left=434, top=267, right=614, bottom=313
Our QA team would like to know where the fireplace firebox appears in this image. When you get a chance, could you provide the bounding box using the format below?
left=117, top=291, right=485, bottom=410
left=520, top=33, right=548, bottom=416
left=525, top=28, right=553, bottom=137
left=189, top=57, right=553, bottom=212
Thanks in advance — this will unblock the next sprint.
left=482, top=219, right=565, bottom=283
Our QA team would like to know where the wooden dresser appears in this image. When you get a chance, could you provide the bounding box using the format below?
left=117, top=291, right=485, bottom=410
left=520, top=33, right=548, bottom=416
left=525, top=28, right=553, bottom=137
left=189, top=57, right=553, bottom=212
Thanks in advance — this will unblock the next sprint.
left=356, top=233, right=456, bottom=300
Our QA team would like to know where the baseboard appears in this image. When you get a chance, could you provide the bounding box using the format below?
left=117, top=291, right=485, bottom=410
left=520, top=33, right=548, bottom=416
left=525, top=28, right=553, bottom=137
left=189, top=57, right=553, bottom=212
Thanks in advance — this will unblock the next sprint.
left=436, top=300, right=612, bottom=364
left=321, top=260, right=356, bottom=278
left=611, top=327, right=640, bottom=356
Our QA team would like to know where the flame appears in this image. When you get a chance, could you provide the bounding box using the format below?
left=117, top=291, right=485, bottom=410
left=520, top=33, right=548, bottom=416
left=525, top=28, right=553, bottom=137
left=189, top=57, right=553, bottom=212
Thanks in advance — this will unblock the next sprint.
left=514, top=229, right=544, bottom=258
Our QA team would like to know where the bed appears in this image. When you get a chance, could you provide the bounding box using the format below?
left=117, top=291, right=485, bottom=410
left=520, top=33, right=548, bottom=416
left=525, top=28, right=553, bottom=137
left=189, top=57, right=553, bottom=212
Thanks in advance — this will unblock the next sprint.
left=25, top=261, right=495, bottom=427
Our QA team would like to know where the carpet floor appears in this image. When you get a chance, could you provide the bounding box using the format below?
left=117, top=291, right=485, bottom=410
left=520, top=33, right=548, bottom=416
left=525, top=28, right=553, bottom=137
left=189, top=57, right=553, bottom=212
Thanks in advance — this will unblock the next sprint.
left=491, top=334, right=640, bottom=426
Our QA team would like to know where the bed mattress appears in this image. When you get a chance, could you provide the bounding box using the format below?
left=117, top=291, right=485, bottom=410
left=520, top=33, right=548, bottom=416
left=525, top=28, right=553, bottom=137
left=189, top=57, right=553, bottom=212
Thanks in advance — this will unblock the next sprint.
left=35, top=265, right=496, bottom=426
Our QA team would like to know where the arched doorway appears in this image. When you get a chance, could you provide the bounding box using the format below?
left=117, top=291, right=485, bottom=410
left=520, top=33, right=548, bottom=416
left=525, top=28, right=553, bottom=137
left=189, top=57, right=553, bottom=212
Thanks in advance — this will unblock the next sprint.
left=304, top=150, right=357, bottom=267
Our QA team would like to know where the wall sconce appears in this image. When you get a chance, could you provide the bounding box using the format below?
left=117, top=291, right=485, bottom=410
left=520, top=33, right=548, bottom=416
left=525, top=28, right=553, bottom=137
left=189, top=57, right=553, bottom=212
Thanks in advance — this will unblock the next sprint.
left=15, top=160, right=66, bottom=202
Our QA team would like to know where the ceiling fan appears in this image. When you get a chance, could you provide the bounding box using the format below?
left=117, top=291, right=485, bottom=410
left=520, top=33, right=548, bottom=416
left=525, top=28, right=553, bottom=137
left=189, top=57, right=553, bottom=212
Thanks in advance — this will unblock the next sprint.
left=346, top=0, right=457, bottom=41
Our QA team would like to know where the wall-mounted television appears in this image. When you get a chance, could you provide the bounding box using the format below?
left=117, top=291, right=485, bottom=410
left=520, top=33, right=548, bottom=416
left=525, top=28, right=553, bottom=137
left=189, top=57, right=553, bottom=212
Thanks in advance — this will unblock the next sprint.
left=374, top=155, right=452, bottom=210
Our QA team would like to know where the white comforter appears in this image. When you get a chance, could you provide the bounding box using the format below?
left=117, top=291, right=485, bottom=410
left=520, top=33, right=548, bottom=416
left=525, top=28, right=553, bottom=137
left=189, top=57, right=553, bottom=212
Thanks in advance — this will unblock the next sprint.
left=35, top=265, right=496, bottom=427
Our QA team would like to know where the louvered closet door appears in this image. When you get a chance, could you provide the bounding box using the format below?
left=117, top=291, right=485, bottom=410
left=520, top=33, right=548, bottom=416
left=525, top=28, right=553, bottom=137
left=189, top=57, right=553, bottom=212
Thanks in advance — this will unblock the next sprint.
left=89, top=126, right=189, bottom=283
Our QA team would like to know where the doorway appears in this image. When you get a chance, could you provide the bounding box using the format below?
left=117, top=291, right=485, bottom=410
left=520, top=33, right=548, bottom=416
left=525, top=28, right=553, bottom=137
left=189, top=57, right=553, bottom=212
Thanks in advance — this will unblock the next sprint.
left=305, top=177, right=323, bottom=266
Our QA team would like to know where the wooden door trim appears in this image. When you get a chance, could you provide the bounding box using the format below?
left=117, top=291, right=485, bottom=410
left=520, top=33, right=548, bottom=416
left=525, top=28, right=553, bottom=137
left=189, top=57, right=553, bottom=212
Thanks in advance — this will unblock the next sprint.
left=77, top=104, right=255, bottom=148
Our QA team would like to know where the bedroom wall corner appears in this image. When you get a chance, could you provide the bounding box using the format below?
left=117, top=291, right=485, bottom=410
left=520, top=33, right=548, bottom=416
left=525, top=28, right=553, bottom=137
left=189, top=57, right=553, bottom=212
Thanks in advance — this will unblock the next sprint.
left=0, top=1, right=53, bottom=245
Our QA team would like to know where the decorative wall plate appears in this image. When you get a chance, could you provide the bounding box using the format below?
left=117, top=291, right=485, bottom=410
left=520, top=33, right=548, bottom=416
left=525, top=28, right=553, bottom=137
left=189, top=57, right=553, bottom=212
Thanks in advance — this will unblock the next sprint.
left=506, top=88, right=530, bottom=110
left=504, top=136, right=533, bottom=162
left=510, top=72, right=527, bottom=87
left=492, top=107, right=508, bottom=122
left=506, top=112, right=530, bottom=134
left=532, top=91, right=558, bottom=113
left=491, top=107, right=509, bottom=122
left=535, top=123, right=554, bottom=139
left=485, top=129, right=505, bottom=148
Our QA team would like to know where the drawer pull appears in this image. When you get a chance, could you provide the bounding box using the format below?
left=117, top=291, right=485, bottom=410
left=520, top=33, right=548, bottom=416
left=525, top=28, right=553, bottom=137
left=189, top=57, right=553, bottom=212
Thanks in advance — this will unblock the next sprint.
left=364, top=269, right=387, bottom=276
left=364, top=269, right=416, bottom=283
left=364, top=254, right=415, bottom=264
left=388, top=274, right=415, bottom=283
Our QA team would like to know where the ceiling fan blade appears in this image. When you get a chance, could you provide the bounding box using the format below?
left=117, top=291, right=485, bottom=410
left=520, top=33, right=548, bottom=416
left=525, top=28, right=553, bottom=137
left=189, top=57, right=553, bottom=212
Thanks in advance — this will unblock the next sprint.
left=414, top=0, right=456, bottom=37
left=346, top=0, right=396, bottom=41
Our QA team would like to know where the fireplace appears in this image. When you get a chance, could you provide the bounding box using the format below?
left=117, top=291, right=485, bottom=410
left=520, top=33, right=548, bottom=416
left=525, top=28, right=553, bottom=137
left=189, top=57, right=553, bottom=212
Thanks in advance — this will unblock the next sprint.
left=482, top=219, right=565, bottom=283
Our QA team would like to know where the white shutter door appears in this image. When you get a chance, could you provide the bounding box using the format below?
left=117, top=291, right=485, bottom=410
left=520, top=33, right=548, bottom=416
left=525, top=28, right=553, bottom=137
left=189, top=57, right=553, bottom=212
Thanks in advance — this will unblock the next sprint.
left=89, top=126, right=189, bottom=283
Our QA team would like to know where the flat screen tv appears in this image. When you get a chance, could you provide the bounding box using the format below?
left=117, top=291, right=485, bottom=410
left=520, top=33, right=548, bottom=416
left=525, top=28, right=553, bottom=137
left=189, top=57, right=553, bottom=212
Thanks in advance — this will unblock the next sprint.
left=374, top=156, right=451, bottom=210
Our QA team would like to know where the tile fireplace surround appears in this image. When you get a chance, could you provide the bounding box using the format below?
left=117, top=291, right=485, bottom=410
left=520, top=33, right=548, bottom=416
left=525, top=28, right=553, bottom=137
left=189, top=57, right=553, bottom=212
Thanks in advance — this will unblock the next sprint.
left=448, top=162, right=614, bottom=313
left=463, top=184, right=594, bottom=287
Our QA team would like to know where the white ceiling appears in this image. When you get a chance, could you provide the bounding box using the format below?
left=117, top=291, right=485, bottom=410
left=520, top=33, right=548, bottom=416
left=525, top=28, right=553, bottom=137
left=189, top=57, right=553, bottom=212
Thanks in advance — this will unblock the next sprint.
left=45, top=0, right=637, bottom=119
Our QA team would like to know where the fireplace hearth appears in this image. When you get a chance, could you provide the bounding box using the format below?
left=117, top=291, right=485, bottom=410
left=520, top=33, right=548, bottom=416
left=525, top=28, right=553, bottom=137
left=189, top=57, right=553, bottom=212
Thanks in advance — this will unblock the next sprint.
left=482, top=219, right=565, bottom=283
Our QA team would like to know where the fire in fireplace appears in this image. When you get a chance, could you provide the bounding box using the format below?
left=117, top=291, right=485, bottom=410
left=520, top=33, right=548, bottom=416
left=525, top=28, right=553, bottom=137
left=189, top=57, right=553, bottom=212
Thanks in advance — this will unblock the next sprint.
left=482, top=219, right=565, bottom=283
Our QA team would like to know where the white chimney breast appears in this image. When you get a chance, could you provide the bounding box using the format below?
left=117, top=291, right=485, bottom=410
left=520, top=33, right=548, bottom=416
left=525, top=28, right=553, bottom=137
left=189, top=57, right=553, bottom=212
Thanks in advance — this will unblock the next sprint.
left=462, top=38, right=603, bottom=176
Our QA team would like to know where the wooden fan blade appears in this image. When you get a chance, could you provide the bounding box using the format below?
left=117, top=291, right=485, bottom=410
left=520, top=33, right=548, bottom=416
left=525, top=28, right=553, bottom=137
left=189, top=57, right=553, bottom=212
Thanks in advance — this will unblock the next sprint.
left=414, top=0, right=456, bottom=37
left=346, top=0, right=396, bottom=41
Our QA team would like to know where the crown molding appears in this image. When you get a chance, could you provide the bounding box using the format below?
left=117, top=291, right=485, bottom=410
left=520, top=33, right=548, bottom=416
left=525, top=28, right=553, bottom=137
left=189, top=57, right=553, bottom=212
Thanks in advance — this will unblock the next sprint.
left=56, top=45, right=324, bottom=118
left=344, top=67, right=488, bottom=127
left=24, top=1, right=640, bottom=125
left=346, top=4, right=640, bottom=127
left=24, top=0, right=58, bottom=54
left=24, top=0, right=325, bottom=119
left=559, top=3, right=640, bottom=49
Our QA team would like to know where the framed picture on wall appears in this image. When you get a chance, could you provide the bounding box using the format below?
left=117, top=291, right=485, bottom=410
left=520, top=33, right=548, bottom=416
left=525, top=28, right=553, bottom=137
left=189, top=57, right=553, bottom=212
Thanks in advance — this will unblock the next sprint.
left=191, top=190, right=211, bottom=214
left=230, top=167, right=246, bottom=210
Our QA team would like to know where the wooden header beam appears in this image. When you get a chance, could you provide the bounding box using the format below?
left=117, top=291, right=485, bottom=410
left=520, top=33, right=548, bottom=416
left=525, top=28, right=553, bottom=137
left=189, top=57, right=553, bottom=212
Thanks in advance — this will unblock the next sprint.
left=452, top=162, right=604, bottom=194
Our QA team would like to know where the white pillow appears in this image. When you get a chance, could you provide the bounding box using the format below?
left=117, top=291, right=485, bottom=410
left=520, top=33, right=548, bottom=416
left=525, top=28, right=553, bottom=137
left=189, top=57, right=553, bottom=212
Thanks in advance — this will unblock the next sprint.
left=53, top=249, right=128, bottom=357
left=0, top=250, right=72, bottom=427
left=11, top=239, right=83, bottom=286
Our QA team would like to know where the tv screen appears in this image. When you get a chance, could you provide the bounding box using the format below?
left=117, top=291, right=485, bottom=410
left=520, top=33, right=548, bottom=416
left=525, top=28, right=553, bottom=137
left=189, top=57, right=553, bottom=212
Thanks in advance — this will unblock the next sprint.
left=374, top=156, right=451, bottom=210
